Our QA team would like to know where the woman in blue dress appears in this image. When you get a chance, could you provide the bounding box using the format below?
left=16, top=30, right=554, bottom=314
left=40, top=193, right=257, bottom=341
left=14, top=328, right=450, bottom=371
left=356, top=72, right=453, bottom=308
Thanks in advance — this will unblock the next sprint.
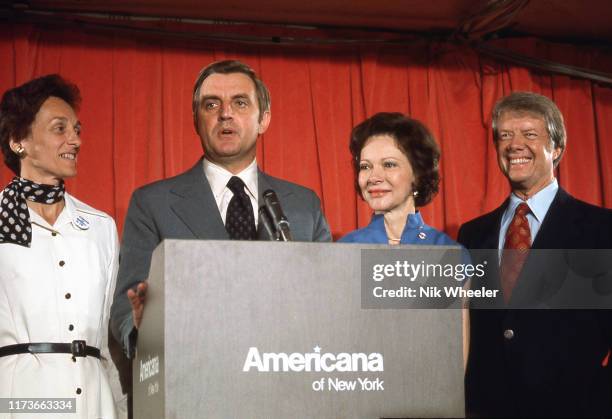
left=340, top=112, right=457, bottom=246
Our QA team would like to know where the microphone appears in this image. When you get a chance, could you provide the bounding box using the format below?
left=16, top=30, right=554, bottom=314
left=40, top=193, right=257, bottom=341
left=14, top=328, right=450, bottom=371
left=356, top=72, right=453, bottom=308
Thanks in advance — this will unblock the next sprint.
left=258, top=206, right=277, bottom=241
left=262, top=189, right=293, bottom=241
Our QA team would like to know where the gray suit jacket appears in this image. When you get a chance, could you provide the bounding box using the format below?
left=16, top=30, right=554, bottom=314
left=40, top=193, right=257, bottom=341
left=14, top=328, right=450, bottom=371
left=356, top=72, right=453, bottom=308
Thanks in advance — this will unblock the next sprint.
left=110, top=159, right=331, bottom=352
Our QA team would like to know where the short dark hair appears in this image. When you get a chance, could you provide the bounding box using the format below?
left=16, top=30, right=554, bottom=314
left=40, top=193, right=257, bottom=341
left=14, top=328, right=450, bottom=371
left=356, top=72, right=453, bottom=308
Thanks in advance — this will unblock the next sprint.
left=192, top=60, right=271, bottom=128
left=492, top=91, right=566, bottom=167
left=0, top=74, right=81, bottom=175
left=350, top=112, right=440, bottom=207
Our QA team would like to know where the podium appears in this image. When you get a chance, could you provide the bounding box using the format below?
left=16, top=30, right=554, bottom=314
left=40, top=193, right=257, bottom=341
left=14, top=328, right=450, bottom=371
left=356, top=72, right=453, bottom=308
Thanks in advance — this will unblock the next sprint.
left=134, top=240, right=465, bottom=418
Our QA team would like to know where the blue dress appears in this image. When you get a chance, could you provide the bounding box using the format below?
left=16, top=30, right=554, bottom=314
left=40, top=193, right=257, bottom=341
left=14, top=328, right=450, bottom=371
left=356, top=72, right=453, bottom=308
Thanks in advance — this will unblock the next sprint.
left=339, top=212, right=459, bottom=246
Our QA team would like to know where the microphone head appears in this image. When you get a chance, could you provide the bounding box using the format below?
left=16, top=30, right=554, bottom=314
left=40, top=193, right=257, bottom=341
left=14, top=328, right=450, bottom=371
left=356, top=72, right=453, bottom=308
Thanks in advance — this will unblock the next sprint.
left=263, top=189, right=293, bottom=241
left=263, top=189, right=288, bottom=224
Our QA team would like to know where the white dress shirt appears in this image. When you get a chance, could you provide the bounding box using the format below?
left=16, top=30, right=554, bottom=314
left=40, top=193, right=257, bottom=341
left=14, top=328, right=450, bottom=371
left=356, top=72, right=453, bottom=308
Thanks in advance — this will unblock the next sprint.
left=0, top=193, right=120, bottom=419
left=203, top=158, right=259, bottom=227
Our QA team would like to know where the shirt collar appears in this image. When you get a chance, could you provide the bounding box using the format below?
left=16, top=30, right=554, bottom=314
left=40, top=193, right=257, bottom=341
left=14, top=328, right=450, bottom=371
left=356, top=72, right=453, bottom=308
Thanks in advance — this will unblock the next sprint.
left=203, top=157, right=258, bottom=200
left=371, top=211, right=425, bottom=230
left=28, top=193, right=89, bottom=231
left=63, top=193, right=95, bottom=230
left=507, top=178, right=558, bottom=222
left=405, top=211, right=425, bottom=229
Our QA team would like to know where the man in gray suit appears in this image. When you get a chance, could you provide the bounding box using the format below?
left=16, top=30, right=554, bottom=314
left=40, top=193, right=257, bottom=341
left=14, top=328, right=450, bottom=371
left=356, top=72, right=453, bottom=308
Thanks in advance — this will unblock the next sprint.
left=110, top=60, right=331, bottom=356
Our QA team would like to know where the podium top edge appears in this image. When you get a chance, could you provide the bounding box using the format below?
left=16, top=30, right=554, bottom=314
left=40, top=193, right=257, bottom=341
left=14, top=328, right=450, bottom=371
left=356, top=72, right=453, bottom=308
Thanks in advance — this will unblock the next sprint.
left=155, top=239, right=463, bottom=251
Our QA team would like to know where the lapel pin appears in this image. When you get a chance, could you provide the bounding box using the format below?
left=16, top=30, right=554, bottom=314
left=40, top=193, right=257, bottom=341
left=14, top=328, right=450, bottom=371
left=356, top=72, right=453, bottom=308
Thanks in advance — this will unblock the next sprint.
left=74, top=215, right=90, bottom=230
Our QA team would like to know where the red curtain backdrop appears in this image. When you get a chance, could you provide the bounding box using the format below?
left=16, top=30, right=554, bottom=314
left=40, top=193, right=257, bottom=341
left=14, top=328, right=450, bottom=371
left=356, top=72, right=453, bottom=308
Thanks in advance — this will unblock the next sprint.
left=1, top=24, right=611, bottom=240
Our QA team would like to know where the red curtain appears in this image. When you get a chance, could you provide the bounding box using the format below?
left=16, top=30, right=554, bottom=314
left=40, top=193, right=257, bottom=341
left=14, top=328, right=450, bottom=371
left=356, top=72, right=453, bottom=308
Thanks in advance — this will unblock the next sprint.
left=1, top=24, right=611, bottom=240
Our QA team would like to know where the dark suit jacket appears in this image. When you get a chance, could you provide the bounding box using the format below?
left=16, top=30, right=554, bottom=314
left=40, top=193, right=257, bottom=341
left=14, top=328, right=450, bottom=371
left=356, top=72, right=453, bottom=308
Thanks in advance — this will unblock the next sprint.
left=110, top=159, right=331, bottom=352
left=458, top=188, right=612, bottom=418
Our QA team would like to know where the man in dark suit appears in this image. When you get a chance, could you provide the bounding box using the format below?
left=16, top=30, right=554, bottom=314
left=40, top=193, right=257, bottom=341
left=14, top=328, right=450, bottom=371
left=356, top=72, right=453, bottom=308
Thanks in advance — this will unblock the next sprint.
left=458, top=92, right=612, bottom=417
left=110, top=60, right=331, bottom=356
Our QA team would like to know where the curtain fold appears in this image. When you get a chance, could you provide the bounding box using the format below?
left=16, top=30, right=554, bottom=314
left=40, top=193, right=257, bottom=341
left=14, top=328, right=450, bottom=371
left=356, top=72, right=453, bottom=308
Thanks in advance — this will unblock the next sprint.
left=1, top=24, right=610, bottom=239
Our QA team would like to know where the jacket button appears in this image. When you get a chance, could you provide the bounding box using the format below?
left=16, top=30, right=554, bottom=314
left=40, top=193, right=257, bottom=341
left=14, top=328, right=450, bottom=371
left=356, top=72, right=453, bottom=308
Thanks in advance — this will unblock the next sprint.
left=65, top=293, right=71, bottom=299
left=504, top=329, right=515, bottom=340
left=76, top=387, right=82, bottom=395
left=59, top=260, right=65, bottom=267
left=68, top=324, right=74, bottom=331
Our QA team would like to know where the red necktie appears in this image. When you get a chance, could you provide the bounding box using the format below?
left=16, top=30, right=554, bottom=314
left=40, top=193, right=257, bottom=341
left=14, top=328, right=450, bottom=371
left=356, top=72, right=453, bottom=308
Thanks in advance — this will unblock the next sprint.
left=500, top=203, right=531, bottom=303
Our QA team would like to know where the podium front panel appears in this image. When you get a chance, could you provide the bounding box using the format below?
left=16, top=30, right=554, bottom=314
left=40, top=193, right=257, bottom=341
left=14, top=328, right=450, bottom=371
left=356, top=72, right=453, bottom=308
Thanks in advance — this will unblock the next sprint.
left=134, top=240, right=464, bottom=418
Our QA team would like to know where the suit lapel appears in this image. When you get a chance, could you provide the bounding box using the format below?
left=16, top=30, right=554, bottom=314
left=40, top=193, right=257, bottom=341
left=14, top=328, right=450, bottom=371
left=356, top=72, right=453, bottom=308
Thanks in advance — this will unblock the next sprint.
left=510, top=189, right=573, bottom=307
left=466, top=202, right=507, bottom=308
left=169, top=160, right=229, bottom=240
left=479, top=202, right=507, bottom=250
left=483, top=203, right=506, bottom=307
left=257, top=171, right=293, bottom=202
left=531, top=188, right=576, bottom=249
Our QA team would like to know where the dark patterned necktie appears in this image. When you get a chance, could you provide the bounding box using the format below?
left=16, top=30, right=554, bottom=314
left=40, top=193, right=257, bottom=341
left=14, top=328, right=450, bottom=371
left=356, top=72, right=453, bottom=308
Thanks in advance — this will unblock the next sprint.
left=500, top=203, right=531, bottom=303
left=225, top=176, right=256, bottom=240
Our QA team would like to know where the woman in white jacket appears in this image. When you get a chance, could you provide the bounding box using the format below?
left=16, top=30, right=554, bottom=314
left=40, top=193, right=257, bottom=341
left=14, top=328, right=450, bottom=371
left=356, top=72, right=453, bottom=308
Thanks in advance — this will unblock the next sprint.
left=0, top=74, right=119, bottom=419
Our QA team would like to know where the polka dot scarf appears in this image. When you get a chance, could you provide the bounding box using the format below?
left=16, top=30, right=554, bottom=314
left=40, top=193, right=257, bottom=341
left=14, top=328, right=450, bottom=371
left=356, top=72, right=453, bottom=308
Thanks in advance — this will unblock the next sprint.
left=0, top=177, right=65, bottom=247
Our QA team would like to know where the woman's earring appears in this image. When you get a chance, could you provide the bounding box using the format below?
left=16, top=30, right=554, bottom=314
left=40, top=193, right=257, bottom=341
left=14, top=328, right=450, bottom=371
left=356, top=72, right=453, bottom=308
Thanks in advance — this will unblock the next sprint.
left=413, top=190, right=419, bottom=197
left=15, top=145, right=25, bottom=157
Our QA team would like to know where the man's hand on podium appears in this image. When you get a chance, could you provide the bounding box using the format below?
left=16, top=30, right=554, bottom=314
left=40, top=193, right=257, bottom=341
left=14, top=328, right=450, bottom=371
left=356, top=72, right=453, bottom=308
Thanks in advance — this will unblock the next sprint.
left=127, top=281, right=148, bottom=329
